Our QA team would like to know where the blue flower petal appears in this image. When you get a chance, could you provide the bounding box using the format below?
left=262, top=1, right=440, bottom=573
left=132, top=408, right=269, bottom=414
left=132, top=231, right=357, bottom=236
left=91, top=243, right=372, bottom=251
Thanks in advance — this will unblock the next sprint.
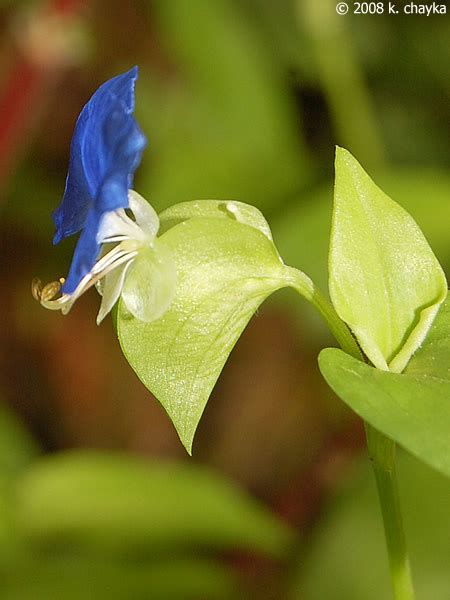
left=52, top=67, right=147, bottom=293
left=63, top=209, right=103, bottom=294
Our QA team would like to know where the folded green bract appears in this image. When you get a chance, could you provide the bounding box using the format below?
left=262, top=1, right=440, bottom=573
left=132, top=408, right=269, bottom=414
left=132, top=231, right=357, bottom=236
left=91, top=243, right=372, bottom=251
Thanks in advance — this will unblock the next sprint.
left=118, top=209, right=293, bottom=452
left=329, top=147, right=447, bottom=373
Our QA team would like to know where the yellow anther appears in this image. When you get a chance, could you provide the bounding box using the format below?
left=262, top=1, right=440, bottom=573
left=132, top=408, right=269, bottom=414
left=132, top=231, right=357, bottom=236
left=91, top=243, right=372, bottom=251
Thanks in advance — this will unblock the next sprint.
left=40, top=280, right=62, bottom=302
left=31, top=277, right=43, bottom=301
left=33, top=276, right=65, bottom=303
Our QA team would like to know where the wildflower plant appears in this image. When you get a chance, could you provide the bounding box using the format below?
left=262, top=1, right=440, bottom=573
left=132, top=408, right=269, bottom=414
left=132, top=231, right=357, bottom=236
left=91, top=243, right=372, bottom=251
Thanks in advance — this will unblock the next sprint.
left=36, top=68, right=450, bottom=600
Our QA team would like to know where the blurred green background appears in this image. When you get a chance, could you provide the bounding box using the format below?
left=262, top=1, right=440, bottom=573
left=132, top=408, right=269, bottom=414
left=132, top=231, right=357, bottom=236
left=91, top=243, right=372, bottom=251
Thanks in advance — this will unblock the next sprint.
left=0, top=0, right=449, bottom=598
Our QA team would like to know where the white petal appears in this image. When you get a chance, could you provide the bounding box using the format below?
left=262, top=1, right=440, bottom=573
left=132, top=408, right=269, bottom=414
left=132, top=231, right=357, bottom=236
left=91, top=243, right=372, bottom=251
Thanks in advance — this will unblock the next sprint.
left=128, top=190, right=159, bottom=239
left=96, top=209, right=143, bottom=244
left=96, top=260, right=133, bottom=324
left=121, top=242, right=176, bottom=323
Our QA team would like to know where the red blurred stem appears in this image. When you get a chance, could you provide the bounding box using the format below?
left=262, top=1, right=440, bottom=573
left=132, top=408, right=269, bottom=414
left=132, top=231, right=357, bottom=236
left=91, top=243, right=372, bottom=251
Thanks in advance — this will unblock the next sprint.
left=0, top=59, right=48, bottom=188
left=51, top=0, right=86, bottom=16
left=0, top=0, right=87, bottom=192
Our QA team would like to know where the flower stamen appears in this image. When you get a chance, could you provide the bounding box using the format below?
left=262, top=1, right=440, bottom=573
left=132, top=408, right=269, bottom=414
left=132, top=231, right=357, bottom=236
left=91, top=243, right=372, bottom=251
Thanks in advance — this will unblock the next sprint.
left=31, top=277, right=65, bottom=302
left=34, top=242, right=139, bottom=315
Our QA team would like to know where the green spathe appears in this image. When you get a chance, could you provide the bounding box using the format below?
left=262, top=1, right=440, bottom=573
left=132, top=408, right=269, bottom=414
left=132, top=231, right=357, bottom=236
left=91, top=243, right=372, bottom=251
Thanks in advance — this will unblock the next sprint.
left=118, top=217, right=298, bottom=452
left=329, top=147, right=447, bottom=373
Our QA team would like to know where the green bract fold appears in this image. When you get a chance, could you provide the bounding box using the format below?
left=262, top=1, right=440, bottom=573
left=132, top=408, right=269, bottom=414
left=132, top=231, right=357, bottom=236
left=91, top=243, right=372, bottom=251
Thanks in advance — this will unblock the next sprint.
left=319, top=294, right=450, bottom=477
left=330, top=147, right=447, bottom=373
left=159, top=199, right=273, bottom=240
left=118, top=216, right=304, bottom=452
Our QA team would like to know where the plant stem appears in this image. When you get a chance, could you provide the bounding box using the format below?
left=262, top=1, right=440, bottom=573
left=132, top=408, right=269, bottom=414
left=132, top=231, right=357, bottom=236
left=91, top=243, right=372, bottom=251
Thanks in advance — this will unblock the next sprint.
left=286, top=267, right=415, bottom=599
left=311, top=285, right=363, bottom=360
left=365, top=425, right=416, bottom=600
left=284, top=265, right=363, bottom=361
left=298, top=0, right=385, bottom=170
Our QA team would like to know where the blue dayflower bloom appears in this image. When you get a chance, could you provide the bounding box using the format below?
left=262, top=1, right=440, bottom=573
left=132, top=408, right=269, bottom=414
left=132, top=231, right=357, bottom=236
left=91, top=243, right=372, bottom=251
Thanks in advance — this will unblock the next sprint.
left=53, top=66, right=147, bottom=294
left=35, top=68, right=177, bottom=323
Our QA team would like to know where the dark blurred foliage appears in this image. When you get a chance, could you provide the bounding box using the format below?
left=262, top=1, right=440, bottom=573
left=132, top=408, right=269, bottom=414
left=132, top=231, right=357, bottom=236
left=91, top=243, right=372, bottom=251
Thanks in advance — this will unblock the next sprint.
left=0, top=0, right=449, bottom=598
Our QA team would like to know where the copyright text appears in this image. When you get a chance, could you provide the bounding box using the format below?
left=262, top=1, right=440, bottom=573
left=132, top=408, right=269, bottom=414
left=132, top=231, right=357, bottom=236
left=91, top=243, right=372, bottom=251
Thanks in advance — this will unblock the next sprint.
left=335, top=2, right=447, bottom=16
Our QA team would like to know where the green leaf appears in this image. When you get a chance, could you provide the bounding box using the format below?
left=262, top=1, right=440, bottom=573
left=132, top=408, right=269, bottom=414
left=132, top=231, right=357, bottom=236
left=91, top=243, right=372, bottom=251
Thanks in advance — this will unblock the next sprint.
left=118, top=217, right=300, bottom=452
left=329, top=147, right=447, bottom=373
left=318, top=337, right=450, bottom=477
left=4, top=556, right=240, bottom=600
left=15, top=452, right=293, bottom=559
left=404, top=293, right=450, bottom=381
left=0, top=402, right=38, bottom=484
left=0, top=401, right=39, bottom=567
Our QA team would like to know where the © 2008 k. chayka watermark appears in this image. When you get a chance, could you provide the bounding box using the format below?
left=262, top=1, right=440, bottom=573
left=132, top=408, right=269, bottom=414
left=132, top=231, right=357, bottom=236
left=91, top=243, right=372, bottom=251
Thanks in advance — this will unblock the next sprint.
left=335, top=2, right=447, bottom=15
